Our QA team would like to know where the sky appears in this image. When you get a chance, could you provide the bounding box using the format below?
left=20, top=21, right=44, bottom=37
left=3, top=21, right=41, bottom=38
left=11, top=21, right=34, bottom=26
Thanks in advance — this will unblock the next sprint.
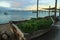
left=0, top=0, right=60, bottom=10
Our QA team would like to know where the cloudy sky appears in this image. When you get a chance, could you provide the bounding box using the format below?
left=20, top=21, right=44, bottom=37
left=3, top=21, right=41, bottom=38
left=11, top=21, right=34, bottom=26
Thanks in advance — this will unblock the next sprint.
left=0, top=0, right=60, bottom=10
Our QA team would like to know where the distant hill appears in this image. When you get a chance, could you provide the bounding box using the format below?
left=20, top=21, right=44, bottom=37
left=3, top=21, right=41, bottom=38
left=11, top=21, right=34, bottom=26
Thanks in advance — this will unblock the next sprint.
left=0, top=7, right=22, bottom=12
left=0, top=7, right=59, bottom=13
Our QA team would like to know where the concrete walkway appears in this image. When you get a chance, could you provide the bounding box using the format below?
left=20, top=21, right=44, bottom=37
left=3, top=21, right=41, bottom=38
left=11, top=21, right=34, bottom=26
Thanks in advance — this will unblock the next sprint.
left=32, top=22, right=60, bottom=40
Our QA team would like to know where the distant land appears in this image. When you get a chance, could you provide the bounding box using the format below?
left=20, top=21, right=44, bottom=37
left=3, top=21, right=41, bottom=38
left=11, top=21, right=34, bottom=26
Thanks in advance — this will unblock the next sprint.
left=0, top=7, right=60, bottom=13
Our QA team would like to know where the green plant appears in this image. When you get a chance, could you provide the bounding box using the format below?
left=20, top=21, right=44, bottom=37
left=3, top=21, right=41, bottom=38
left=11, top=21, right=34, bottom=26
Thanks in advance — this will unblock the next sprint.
left=17, top=18, right=53, bottom=33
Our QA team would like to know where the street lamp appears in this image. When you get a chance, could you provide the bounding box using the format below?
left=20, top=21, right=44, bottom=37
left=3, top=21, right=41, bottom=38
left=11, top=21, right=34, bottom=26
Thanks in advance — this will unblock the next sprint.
left=59, top=8, right=60, bottom=21
left=49, top=6, right=51, bottom=17
left=54, top=0, right=57, bottom=23
left=37, top=0, right=39, bottom=19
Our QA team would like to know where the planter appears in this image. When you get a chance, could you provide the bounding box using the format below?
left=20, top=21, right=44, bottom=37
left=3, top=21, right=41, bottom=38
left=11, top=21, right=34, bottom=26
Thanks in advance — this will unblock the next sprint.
left=24, top=28, right=51, bottom=40
left=12, top=23, right=53, bottom=40
left=13, top=18, right=53, bottom=40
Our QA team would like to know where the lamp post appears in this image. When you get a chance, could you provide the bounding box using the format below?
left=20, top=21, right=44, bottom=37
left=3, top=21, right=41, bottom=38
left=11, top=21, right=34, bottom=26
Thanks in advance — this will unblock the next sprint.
left=54, top=0, right=57, bottom=23
left=49, top=6, right=51, bottom=17
left=37, top=0, right=39, bottom=19
left=59, top=9, right=60, bottom=21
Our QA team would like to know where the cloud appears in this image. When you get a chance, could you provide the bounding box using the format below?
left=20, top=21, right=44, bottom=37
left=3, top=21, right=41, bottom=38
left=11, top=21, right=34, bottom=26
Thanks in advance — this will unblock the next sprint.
left=0, top=0, right=60, bottom=10
left=0, top=1, right=11, bottom=7
left=22, top=3, right=60, bottom=10
left=23, top=5, right=50, bottom=10
left=10, top=8, right=21, bottom=10
left=12, top=2, right=22, bottom=8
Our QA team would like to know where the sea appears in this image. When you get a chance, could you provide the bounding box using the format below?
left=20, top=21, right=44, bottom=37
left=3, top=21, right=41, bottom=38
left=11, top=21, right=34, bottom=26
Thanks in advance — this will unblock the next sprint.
left=0, top=11, right=59, bottom=24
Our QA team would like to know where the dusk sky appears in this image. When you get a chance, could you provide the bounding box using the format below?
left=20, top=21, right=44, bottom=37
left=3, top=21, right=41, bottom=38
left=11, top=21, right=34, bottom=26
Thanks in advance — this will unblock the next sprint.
left=0, top=0, right=60, bottom=10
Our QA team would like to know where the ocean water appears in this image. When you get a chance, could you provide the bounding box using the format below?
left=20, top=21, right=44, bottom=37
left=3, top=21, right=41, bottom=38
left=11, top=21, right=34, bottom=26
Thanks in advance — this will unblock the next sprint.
left=0, top=11, right=59, bottom=24
left=0, top=15, right=11, bottom=24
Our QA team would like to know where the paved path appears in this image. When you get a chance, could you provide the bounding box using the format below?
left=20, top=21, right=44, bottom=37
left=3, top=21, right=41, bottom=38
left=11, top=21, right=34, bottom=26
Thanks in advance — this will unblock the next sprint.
left=32, top=22, right=60, bottom=40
